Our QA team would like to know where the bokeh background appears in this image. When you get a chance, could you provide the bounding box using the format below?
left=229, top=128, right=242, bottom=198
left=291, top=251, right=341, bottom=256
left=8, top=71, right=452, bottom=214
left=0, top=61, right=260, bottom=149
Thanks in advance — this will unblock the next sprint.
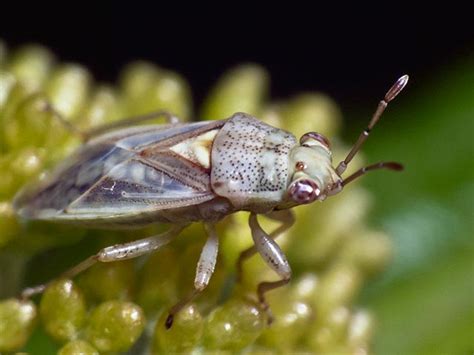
left=1, top=4, right=473, bottom=354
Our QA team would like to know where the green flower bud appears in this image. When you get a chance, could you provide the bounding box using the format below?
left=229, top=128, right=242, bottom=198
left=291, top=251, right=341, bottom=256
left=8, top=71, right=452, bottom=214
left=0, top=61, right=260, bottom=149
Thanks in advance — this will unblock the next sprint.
left=40, top=279, right=86, bottom=342
left=0, top=70, right=16, bottom=113
left=0, top=201, right=20, bottom=247
left=0, top=299, right=37, bottom=352
left=10, top=147, right=45, bottom=181
left=136, top=247, right=179, bottom=314
left=287, top=187, right=372, bottom=268
left=78, top=260, right=135, bottom=302
left=258, top=275, right=318, bottom=352
left=7, top=45, right=54, bottom=92
left=58, top=339, right=99, bottom=355
left=315, top=264, right=363, bottom=318
left=77, top=85, right=122, bottom=129
left=338, top=230, right=393, bottom=276
left=310, top=325, right=355, bottom=354
left=0, top=82, right=36, bottom=142
left=119, top=61, right=192, bottom=120
left=0, top=148, right=45, bottom=198
left=153, top=304, right=203, bottom=353
left=308, top=306, right=351, bottom=351
left=4, top=94, right=56, bottom=150
left=45, top=64, right=91, bottom=119
left=201, top=64, right=269, bottom=119
left=281, top=93, right=342, bottom=139
left=146, top=70, right=192, bottom=120
left=0, top=154, right=16, bottom=198
left=347, top=309, right=374, bottom=350
left=120, top=61, right=161, bottom=110
left=85, top=300, right=145, bottom=352
left=289, top=273, right=320, bottom=303
left=203, top=298, right=265, bottom=350
left=260, top=298, right=312, bottom=351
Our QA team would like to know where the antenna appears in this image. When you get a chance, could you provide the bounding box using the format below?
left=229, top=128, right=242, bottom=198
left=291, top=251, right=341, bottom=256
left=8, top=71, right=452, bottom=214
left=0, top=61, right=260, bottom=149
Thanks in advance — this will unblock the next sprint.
left=336, top=75, right=409, bottom=176
left=341, top=161, right=404, bottom=186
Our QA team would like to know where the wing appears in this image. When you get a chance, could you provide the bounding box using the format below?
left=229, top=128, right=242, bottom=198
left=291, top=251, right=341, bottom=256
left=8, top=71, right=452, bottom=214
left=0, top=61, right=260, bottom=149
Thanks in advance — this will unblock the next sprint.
left=14, top=120, right=226, bottom=221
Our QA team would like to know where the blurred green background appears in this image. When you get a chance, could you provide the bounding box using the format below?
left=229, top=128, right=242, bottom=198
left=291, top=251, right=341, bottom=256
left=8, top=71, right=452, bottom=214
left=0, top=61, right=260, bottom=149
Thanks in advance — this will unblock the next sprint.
left=354, top=57, right=474, bottom=354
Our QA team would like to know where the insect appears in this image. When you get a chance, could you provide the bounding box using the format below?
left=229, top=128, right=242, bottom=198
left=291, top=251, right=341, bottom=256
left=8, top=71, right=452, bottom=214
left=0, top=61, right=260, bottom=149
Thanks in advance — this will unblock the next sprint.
left=13, top=75, right=408, bottom=328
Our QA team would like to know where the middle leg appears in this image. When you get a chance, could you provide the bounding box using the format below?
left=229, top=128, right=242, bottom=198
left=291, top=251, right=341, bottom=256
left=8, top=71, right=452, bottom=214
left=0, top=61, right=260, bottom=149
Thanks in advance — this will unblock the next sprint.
left=165, top=223, right=219, bottom=328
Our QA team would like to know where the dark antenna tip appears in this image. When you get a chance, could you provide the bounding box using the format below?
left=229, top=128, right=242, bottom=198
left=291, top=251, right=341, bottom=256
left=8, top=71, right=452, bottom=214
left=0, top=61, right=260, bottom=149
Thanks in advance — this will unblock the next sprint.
left=335, top=75, right=410, bottom=176
left=341, top=161, right=405, bottom=186
left=385, top=162, right=404, bottom=171
left=385, top=74, right=409, bottom=102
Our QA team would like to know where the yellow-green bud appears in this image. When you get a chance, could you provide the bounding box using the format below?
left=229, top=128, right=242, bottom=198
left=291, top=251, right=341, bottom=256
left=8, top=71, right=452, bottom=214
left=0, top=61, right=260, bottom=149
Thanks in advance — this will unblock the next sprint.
left=153, top=304, right=203, bottom=353
left=201, top=64, right=269, bottom=119
left=40, top=279, right=86, bottom=342
left=203, top=298, right=265, bottom=350
left=85, top=300, right=145, bottom=352
left=58, top=340, right=99, bottom=355
left=8, top=45, right=54, bottom=92
left=0, top=299, right=37, bottom=352
left=45, top=64, right=91, bottom=119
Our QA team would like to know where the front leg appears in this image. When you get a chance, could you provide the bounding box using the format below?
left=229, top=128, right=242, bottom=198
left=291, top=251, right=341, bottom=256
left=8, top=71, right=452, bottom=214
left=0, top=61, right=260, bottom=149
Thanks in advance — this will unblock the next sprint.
left=248, top=213, right=292, bottom=323
left=236, top=209, right=294, bottom=282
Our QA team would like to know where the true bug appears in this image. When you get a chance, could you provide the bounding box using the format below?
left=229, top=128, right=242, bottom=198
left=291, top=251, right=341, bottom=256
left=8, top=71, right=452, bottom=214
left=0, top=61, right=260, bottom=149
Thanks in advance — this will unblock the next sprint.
left=13, top=75, right=408, bottom=328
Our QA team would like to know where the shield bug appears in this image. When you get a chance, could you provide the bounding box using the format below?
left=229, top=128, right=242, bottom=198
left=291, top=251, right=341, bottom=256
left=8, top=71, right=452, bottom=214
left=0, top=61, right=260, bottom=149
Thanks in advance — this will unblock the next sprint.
left=13, top=75, right=408, bottom=328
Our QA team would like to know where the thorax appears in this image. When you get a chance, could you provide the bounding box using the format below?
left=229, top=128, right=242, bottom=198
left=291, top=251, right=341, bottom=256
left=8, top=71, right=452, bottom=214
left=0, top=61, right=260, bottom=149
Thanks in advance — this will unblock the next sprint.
left=210, top=113, right=297, bottom=210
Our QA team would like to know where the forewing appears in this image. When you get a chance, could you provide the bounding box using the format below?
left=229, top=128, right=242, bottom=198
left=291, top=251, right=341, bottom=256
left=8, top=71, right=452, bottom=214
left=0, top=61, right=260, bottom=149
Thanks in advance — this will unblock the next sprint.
left=67, top=157, right=213, bottom=215
left=13, top=143, right=133, bottom=219
left=14, top=120, right=225, bottom=221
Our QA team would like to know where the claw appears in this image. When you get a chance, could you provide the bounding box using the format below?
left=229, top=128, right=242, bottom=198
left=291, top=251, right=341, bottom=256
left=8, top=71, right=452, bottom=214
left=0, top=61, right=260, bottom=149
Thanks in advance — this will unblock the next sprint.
left=165, top=313, right=174, bottom=329
left=259, top=300, right=275, bottom=325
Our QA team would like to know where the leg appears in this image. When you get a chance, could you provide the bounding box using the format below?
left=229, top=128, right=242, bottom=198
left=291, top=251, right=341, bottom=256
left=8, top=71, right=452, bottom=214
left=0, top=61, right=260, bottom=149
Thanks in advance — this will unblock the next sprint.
left=165, top=223, right=219, bottom=329
left=41, top=101, right=180, bottom=142
left=83, top=110, right=181, bottom=141
left=20, top=225, right=186, bottom=300
left=248, top=213, right=292, bottom=324
left=41, top=101, right=87, bottom=139
left=236, top=209, right=294, bottom=282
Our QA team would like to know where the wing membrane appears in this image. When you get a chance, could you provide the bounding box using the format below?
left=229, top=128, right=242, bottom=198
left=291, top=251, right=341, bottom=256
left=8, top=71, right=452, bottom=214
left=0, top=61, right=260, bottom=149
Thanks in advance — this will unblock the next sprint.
left=68, top=159, right=212, bottom=215
left=14, top=120, right=225, bottom=221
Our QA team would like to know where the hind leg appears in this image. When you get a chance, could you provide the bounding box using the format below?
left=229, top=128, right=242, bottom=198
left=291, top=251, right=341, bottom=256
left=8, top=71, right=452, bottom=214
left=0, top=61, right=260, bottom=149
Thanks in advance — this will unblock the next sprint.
left=20, top=225, right=186, bottom=300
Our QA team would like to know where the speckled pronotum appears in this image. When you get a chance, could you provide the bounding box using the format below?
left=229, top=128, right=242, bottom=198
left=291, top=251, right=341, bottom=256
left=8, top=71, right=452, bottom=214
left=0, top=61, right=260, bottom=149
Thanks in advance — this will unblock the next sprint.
left=13, top=75, right=409, bottom=328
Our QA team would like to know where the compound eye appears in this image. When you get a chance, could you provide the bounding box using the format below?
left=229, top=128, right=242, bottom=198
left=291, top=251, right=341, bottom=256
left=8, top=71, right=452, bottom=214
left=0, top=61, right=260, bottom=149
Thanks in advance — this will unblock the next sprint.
left=289, top=179, right=321, bottom=204
left=300, top=132, right=330, bottom=149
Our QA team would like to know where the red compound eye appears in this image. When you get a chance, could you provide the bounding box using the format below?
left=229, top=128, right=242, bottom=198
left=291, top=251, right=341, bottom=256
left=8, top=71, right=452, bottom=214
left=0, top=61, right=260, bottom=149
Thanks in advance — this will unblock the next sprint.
left=300, top=132, right=330, bottom=149
left=289, top=179, right=320, bottom=204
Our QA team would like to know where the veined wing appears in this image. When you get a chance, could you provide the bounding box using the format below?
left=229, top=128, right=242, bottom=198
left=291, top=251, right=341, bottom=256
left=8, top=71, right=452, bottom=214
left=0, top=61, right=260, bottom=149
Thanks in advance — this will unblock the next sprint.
left=14, top=120, right=226, bottom=221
